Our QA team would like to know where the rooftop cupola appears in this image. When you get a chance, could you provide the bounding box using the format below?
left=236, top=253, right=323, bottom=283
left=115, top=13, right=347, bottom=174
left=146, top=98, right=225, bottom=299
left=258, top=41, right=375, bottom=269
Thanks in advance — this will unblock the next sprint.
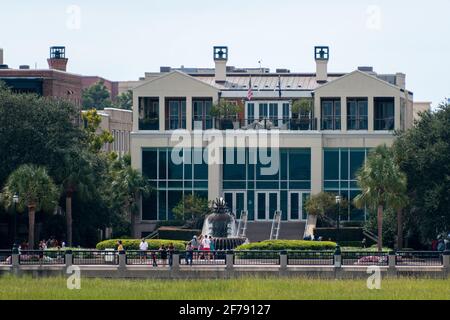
left=315, top=46, right=329, bottom=83
left=214, top=46, right=228, bottom=83
left=47, top=46, right=68, bottom=72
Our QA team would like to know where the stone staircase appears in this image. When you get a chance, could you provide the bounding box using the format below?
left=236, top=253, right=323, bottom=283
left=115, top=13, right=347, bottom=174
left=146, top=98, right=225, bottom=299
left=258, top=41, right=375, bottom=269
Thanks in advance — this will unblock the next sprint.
left=245, top=222, right=306, bottom=243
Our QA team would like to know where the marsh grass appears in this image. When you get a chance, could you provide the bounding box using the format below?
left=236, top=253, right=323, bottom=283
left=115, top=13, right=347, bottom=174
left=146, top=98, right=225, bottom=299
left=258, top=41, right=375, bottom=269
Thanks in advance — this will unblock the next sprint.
left=0, top=275, right=449, bottom=300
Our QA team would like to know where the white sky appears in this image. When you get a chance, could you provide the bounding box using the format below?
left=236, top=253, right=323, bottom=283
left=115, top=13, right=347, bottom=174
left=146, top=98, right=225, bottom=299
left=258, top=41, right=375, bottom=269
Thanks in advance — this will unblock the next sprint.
left=0, top=0, right=449, bottom=106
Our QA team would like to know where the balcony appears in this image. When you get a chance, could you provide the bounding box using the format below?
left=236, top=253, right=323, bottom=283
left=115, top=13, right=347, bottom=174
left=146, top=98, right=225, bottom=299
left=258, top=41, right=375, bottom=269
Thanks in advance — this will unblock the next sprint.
left=210, top=116, right=317, bottom=131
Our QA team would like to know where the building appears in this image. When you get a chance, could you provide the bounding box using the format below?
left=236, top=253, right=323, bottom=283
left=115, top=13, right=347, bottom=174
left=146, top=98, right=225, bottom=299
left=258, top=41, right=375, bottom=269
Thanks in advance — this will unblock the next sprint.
left=0, top=46, right=119, bottom=105
left=97, top=108, right=133, bottom=155
left=131, top=46, right=418, bottom=239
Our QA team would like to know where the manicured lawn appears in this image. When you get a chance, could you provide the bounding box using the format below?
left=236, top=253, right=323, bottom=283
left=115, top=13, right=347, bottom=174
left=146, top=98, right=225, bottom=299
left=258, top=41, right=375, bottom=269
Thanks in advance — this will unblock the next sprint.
left=0, top=276, right=449, bottom=300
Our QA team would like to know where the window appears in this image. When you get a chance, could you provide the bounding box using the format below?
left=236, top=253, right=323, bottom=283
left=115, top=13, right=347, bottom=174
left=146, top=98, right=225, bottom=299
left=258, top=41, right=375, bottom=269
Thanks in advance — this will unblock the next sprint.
left=374, top=97, right=395, bottom=130
left=247, top=103, right=255, bottom=123
left=347, top=98, right=368, bottom=130
left=323, top=148, right=370, bottom=222
left=165, top=98, right=186, bottom=130
left=193, top=98, right=212, bottom=130
left=142, top=148, right=208, bottom=221
left=139, top=97, right=159, bottom=130
left=321, top=98, right=341, bottom=130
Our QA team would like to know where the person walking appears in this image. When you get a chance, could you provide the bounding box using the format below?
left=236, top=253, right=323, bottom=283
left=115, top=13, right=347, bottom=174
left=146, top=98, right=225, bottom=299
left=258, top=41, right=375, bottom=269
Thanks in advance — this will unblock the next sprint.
left=202, top=235, right=211, bottom=261
left=117, top=240, right=124, bottom=252
left=139, top=239, right=148, bottom=263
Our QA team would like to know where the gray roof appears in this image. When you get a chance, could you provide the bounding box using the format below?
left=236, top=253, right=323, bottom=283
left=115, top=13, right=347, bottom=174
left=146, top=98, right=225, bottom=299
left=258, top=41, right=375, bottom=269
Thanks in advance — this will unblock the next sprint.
left=192, top=74, right=345, bottom=91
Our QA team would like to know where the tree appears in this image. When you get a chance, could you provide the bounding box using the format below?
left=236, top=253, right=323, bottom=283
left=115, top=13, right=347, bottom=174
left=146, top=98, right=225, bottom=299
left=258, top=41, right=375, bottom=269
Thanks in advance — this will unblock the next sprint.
left=109, top=154, right=150, bottom=237
left=2, top=165, right=59, bottom=249
left=354, top=145, right=408, bottom=252
left=82, top=80, right=114, bottom=110
left=392, top=102, right=450, bottom=246
left=172, top=194, right=209, bottom=230
left=115, top=90, right=133, bottom=110
left=54, top=149, right=96, bottom=247
left=82, top=109, right=114, bottom=153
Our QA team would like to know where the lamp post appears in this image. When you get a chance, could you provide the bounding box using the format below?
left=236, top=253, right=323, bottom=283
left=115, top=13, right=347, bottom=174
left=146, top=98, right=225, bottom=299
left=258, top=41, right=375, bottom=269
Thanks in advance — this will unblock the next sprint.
left=12, top=194, right=19, bottom=252
left=335, top=195, right=342, bottom=245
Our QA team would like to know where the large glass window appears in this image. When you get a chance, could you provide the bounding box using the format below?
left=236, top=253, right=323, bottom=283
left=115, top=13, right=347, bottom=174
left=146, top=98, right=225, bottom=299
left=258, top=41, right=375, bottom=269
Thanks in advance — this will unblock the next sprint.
left=347, top=98, right=368, bottom=130
left=223, top=148, right=311, bottom=221
left=321, top=98, right=341, bottom=130
left=323, top=148, right=369, bottom=221
left=193, top=98, right=213, bottom=130
left=142, top=148, right=208, bottom=221
left=165, top=98, right=186, bottom=130
left=139, top=97, right=159, bottom=130
left=374, top=97, right=395, bottom=130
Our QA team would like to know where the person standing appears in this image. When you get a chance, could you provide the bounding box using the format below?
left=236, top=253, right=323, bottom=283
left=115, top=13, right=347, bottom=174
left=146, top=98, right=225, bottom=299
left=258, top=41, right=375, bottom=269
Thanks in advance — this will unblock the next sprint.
left=209, top=236, right=215, bottom=260
left=168, top=243, right=175, bottom=267
left=159, top=244, right=168, bottom=265
left=185, top=242, right=194, bottom=266
left=139, top=239, right=148, bottom=263
left=202, top=235, right=211, bottom=261
left=117, top=240, right=124, bottom=252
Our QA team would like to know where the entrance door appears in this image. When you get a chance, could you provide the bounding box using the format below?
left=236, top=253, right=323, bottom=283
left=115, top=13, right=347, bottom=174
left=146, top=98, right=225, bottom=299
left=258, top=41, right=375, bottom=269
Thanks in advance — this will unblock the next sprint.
left=224, top=192, right=246, bottom=219
left=289, top=192, right=310, bottom=221
left=256, top=191, right=279, bottom=221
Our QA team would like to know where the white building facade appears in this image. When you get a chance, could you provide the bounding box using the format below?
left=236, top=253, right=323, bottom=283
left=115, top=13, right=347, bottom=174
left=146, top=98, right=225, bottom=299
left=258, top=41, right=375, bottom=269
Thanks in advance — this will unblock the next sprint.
left=130, top=46, right=418, bottom=239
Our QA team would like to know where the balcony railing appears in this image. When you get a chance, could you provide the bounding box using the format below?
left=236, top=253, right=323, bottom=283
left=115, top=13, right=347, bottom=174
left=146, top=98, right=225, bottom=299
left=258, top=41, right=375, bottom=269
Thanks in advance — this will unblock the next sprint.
left=211, top=117, right=318, bottom=131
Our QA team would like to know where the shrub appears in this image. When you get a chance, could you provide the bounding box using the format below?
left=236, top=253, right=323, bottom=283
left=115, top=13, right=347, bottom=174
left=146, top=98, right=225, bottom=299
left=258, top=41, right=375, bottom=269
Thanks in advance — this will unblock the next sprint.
left=235, top=240, right=336, bottom=251
left=96, top=239, right=186, bottom=251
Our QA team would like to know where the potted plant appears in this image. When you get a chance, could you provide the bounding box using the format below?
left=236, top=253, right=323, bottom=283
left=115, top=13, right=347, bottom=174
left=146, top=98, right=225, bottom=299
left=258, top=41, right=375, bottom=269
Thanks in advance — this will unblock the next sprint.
left=291, top=98, right=313, bottom=130
left=210, top=102, right=243, bottom=130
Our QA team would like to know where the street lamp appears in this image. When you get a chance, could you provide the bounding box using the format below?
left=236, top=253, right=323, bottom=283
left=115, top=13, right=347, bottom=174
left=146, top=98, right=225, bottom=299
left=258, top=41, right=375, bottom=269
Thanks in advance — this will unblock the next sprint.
left=12, top=194, right=19, bottom=252
left=335, top=195, right=342, bottom=245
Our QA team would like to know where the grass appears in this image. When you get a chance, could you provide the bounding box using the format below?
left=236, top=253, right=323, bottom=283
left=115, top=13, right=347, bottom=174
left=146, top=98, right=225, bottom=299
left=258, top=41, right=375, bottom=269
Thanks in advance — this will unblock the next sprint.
left=0, top=275, right=449, bottom=300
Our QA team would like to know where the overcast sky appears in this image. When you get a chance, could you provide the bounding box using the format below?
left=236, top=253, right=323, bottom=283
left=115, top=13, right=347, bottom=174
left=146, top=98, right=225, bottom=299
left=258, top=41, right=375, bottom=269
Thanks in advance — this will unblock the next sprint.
left=1, top=0, right=449, bottom=105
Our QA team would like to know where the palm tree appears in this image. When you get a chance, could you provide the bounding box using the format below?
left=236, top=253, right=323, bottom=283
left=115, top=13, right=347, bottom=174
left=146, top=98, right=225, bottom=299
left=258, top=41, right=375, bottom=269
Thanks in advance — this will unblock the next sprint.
left=110, top=155, right=150, bottom=238
left=58, top=150, right=95, bottom=247
left=2, top=164, right=59, bottom=249
left=354, top=145, right=408, bottom=252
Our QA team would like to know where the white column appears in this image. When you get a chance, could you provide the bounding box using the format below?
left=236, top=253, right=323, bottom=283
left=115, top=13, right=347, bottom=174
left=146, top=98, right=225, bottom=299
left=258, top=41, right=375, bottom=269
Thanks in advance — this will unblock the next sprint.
left=208, top=145, right=222, bottom=202
left=186, top=96, right=193, bottom=131
left=368, top=96, right=374, bottom=132
left=159, top=96, right=165, bottom=131
left=341, top=96, right=347, bottom=132
left=311, top=145, right=323, bottom=195
left=394, top=96, right=401, bottom=131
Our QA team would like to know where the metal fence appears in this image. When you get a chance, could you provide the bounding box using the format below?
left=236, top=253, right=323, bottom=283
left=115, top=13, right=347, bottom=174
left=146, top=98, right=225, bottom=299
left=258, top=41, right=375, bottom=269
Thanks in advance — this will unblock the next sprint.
left=287, top=251, right=335, bottom=266
left=396, top=251, right=443, bottom=266
left=0, top=250, right=12, bottom=265
left=125, top=250, right=172, bottom=266
left=342, top=251, right=389, bottom=266
left=18, top=250, right=65, bottom=265
left=72, top=250, right=118, bottom=265
left=233, top=250, right=280, bottom=265
left=179, top=250, right=227, bottom=266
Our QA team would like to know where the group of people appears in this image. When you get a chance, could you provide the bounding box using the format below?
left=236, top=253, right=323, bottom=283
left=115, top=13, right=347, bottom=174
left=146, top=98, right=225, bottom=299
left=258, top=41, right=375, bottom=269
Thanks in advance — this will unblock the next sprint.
left=431, top=234, right=450, bottom=252
left=117, top=235, right=217, bottom=267
left=38, top=237, right=66, bottom=251
left=184, top=235, right=216, bottom=265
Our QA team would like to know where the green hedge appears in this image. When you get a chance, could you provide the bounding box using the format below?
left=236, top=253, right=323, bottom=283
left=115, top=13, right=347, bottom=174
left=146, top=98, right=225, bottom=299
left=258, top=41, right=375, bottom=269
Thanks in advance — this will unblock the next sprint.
left=96, top=239, right=186, bottom=251
left=235, top=240, right=337, bottom=251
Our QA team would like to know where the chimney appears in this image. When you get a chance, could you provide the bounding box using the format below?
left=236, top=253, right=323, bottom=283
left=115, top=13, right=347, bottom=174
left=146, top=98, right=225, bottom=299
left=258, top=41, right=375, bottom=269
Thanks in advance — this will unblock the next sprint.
left=47, top=46, right=68, bottom=72
left=395, top=72, right=406, bottom=89
left=214, top=46, right=228, bottom=83
left=0, top=48, right=3, bottom=65
left=315, top=46, right=329, bottom=83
